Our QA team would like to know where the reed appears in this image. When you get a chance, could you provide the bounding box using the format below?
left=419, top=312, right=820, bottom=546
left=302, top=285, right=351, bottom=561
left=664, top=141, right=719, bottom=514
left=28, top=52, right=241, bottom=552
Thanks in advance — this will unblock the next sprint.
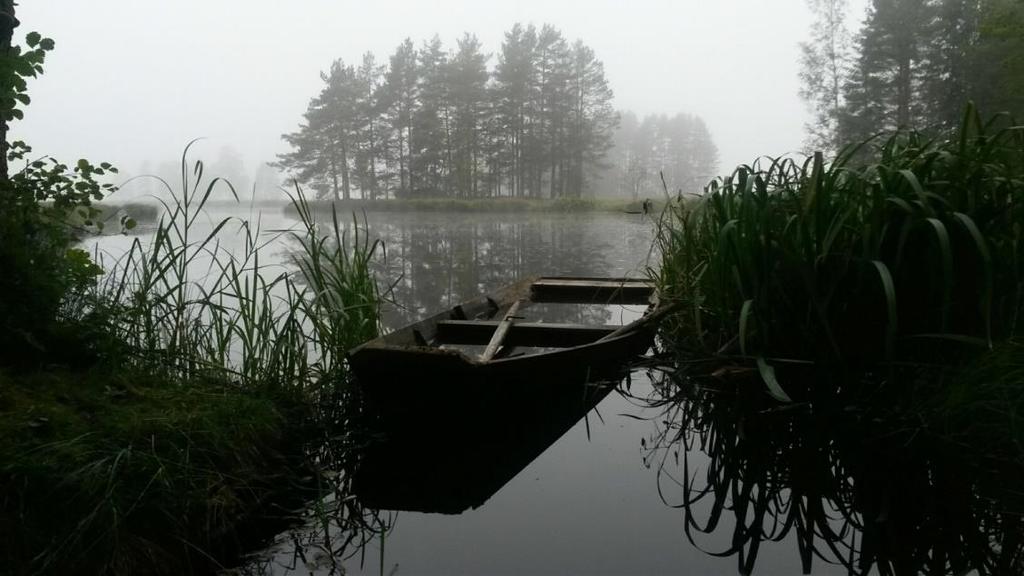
left=2, top=144, right=386, bottom=575
left=652, top=105, right=1024, bottom=400
left=92, top=143, right=381, bottom=398
left=639, top=368, right=1024, bottom=575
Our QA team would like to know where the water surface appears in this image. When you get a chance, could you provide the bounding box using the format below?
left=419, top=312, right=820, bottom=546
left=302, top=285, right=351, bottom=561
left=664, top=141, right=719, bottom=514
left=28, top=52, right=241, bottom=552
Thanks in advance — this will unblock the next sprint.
left=86, top=206, right=1022, bottom=575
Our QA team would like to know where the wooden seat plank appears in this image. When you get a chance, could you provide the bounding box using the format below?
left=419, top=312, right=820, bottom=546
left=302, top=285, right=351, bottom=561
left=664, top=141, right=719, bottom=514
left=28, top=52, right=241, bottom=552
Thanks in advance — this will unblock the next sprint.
left=437, top=320, right=619, bottom=348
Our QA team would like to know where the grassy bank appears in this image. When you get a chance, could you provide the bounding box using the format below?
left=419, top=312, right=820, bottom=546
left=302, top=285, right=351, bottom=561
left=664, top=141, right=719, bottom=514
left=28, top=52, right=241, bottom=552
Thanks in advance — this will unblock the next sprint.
left=283, top=196, right=664, bottom=215
left=652, top=106, right=1024, bottom=456
left=0, top=369, right=309, bottom=575
left=1, top=152, right=384, bottom=574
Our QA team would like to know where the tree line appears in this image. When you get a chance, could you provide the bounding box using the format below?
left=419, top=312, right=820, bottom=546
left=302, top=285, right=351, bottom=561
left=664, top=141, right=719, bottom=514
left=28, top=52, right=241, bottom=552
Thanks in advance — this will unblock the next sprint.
left=602, top=111, right=718, bottom=199
left=800, top=0, right=1024, bottom=153
left=277, top=24, right=719, bottom=201
left=277, top=25, right=615, bottom=200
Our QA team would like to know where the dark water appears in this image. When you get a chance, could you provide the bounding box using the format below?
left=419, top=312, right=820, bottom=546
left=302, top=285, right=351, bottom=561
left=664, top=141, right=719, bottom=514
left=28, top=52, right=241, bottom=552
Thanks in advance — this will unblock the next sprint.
left=159, top=210, right=1019, bottom=576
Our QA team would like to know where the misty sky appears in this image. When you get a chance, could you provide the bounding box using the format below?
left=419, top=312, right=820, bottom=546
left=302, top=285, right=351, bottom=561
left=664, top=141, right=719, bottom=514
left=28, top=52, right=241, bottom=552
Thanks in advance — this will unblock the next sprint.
left=13, top=0, right=868, bottom=187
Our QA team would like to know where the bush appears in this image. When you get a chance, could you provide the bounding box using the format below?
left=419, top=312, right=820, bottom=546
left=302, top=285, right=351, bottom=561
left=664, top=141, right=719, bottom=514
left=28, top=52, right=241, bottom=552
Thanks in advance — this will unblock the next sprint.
left=654, top=105, right=1024, bottom=399
left=0, top=145, right=117, bottom=369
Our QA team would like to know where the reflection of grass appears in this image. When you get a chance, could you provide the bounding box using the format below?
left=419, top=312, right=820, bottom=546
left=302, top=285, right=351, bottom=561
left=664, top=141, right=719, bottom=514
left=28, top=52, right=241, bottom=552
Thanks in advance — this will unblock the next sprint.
left=930, top=339, right=1024, bottom=463
left=285, top=196, right=664, bottom=214
left=1, top=145, right=386, bottom=575
left=641, top=368, right=1024, bottom=575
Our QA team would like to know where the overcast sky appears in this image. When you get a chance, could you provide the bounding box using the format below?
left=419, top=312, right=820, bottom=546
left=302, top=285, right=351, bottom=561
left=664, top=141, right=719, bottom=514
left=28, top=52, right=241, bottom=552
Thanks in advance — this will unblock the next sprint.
left=12, top=0, right=869, bottom=185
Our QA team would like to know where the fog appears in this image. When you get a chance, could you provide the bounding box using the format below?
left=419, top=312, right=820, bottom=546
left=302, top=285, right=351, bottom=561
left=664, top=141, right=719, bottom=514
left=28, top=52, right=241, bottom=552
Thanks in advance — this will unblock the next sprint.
left=14, top=0, right=865, bottom=194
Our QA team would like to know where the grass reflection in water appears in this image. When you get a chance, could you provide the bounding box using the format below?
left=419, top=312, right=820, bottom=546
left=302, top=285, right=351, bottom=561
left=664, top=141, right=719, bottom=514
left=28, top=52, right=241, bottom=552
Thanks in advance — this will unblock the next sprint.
left=638, top=363, right=1024, bottom=575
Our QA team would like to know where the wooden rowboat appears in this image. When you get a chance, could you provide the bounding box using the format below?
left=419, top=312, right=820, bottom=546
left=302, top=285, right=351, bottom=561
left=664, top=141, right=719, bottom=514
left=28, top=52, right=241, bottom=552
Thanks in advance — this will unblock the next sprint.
left=348, top=276, right=667, bottom=512
left=348, top=276, right=666, bottom=421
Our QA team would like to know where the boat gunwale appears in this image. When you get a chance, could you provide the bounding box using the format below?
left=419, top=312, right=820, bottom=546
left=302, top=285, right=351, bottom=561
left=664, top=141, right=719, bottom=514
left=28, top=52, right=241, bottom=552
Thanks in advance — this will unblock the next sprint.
left=347, top=275, right=660, bottom=367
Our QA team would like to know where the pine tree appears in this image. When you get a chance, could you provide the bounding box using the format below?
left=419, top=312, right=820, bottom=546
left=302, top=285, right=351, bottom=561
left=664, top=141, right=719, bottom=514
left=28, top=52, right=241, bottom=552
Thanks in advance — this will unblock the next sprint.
left=840, top=0, right=935, bottom=143
left=564, top=40, right=617, bottom=197
left=276, top=60, right=363, bottom=200
left=381, top=39, right=419, bottom=197
left=277, top=105, right=335, bottom=199
left=448, top=34, right=489, bottom=197
left=354, top=52, right=386, bottom=200
left=494, top=23, right=538, bottom=197
left=534, top=25, right=572, bottom=198
left=412, top=36, right=449, bottom=196
left=968, top=0, right=1024, bottom=121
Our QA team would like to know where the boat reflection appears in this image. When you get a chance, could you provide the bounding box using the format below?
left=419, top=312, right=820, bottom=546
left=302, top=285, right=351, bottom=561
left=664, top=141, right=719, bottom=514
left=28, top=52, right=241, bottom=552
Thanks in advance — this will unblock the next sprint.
left=353, top=373, right=619, bottom=514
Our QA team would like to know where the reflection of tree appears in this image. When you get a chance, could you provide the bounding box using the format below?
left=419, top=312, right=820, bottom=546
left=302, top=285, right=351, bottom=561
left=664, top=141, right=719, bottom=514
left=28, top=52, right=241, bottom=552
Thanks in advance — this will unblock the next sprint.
left=310, top=212, right=651, bottom=330
left=640, top=369, right=1024, bottom=575
left=278, top=211, right=655, bottom=331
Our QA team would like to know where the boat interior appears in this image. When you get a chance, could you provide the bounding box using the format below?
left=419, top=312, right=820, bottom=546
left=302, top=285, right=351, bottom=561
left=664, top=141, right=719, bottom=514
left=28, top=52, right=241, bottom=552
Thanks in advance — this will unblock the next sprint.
left=364, top=277, right=657, bottom=359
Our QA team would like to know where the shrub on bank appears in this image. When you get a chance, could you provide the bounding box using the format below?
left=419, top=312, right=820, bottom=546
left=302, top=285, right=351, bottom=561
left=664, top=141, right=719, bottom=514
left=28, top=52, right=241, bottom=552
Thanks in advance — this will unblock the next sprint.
left=0, top=151, right=384, bottom=574
left=654, top=105, right=1024, bottom=405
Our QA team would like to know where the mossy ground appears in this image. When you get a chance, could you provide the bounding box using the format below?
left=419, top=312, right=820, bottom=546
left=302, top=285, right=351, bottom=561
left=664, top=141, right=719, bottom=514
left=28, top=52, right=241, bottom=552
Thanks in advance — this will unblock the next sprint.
left=0, top=367, right=315, bottom=575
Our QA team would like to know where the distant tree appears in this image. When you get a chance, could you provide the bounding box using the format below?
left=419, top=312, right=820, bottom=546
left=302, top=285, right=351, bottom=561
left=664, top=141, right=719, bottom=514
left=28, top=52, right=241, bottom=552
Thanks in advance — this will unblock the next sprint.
left=210, top=145, right=249, bottom=197
left=840, top=0, right=937, bottom=143
left=967, top=0, right=1024, bottom=121
left=921, top=0, right=981, bottom=131
left=564, top=40, right=617, bottom=197
left=412, top=36, right=449, bottom=196
left=799, top=0, right=853, bottom=154
left=279, top=26, right=626, bottom=201
left=493, top=23, right=538, bottom=197
left=447, top=33, right=489, bottom=197
left=276, top=59, right=363, bottom=200
left=534, top=25, right=572, bottom=198
left=353, top=52, right=387, bottom=200
left=600, top=112, right=718, bottom=198
left=252, top=163, right=281, bottom=202
left=276, top=112, right=331, bottom=198
left=380, top=39, right=419, bottom=197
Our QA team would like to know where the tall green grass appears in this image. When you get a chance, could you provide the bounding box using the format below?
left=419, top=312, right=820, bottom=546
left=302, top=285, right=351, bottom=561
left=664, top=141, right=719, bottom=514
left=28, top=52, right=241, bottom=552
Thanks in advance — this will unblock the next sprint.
left=2, top=144, right=387, bottom=575
left=95, top=143, right=381, bottom=397
left=653, top=105, right=1024, bottom=399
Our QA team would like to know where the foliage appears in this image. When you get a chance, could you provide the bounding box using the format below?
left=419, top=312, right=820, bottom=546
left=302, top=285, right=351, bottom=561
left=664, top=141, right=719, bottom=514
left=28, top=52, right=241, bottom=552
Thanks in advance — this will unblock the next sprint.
left=2, top=147, right=387, bottom=574
left=968, top=0, right=1024, bottom=122
left=653, top=106, right=1024, bottom=400
left=92, top=145, right=381, bottom=397
left=803, top=0, right=1024, bottom=149
left=0, top=23, right=128, bottom=369
left=798, top=0, right=852, bottom=154
left=277, top=24, right=624, bottom=200
left=0, top=141, right=124, bottom=368
left=0, top=29, right=53, bottom=124
left=606, top=111, right=719, bottom=198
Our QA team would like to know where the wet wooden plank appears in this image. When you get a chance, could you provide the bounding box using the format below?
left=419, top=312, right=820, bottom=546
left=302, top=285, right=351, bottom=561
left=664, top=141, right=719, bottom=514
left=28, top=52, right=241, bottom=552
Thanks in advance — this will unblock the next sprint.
left=437, top=320, right=618, bottom=348
left=480, top=300, right=523, bottom=361
left=530, top=278, right=654, bottom=304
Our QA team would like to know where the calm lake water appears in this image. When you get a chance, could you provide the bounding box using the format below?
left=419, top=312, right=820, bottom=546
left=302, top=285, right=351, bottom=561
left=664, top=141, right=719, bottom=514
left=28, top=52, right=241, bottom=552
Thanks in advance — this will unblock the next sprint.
left=85, top=206, right=1021, bottom=576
